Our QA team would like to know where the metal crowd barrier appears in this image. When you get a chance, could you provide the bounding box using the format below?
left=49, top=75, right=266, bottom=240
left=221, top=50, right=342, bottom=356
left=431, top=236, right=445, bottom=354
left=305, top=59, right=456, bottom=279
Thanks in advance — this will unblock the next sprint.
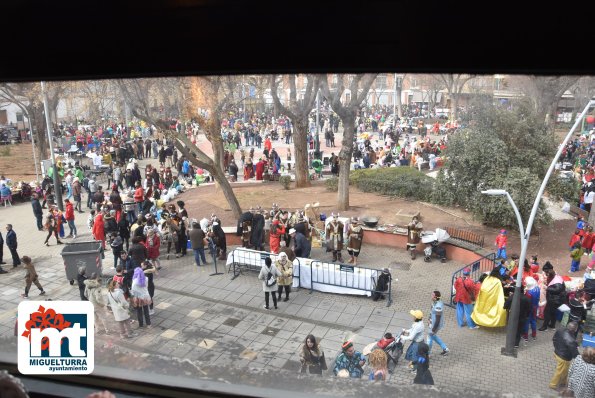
left=309, top=260, right=392, bottom=307
left=228, top=247, right=300, bottom=286
left=446, top=253, right=496, bottom=308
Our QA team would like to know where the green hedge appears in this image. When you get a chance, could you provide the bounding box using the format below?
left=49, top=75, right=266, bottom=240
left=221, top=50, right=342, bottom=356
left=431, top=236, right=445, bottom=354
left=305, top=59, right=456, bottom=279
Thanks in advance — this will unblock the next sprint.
left=349, top=167, right=434, bottom=200
left=546, top=174, right=581, bottom=203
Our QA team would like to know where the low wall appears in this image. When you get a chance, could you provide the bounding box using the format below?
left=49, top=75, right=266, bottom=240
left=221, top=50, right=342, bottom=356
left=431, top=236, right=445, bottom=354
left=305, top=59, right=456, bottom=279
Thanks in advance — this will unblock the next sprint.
left=222, top=226, right=485, bottom=264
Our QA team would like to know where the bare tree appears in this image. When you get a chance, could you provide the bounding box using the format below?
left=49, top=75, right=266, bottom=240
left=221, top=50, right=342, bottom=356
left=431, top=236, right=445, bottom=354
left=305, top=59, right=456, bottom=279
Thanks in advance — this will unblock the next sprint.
left=569, top=76, right=595, bottom=122
left=435, top=74, right=475, bottom=121
left=116, top=77, right=243, bottom=218
left=320, top=74, right=377, bottom=210
left=0, top=82, right=64, bottom=158
left=510, top=75, right=580, bottom=128
left=270, top=74, right=321, bottom=188
left=415, top=74, right=444, bottom=115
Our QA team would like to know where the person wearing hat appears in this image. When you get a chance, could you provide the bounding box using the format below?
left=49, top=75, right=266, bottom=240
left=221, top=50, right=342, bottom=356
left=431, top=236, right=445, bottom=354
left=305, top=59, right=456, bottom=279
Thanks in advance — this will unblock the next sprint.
left=289, top=228, right=310, bottom=259
left=333, top=341, right=365, bottom=378
left=325, top=213, right=344, bottom=262
left=402, top=310, right=426, bottom=371
left=346, top=217, right=364, bottom=265
left=453, top=267, right=479, bottom=329
left=522, top=276, right=541, bottom=343
left=539, top=261, right=566, bottom=331
left=72, top=176, right=83, bottom=213
left=495, top=229, right=508, bottom=260
left=275, top=252, right=293, bottom=302
left=21, top=256, right=45, bottom=298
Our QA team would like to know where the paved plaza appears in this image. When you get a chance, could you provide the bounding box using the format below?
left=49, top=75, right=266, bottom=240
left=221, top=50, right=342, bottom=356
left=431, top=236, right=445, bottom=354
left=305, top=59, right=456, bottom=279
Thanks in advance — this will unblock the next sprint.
left=0, top=190, right=563, bottom=397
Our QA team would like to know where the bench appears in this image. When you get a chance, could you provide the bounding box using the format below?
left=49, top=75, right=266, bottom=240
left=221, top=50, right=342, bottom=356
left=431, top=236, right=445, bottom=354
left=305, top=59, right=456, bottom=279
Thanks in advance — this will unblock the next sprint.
left=445, top=226, right=484, bottom=248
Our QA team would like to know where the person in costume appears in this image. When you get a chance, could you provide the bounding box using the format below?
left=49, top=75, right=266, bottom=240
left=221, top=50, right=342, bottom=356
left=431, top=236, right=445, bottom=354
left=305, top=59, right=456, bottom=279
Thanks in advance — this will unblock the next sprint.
left=269, top=219, right=285, bottom=254
left=251, top=208, right=265, bottom=251
left=522, top=276, right=541, bottom=343
left=406, top=216, right=423, bottom=258
left=495, top=229, right=508, bottom=259
left=333, top=341, right=365, bottom=378
left=325, top=213, right=344, bottom=262
left=346, top=217, right=364, bottom=265
left=471, top=268, right=507, bottom=328
left=453, top=267, right=480, bottom=329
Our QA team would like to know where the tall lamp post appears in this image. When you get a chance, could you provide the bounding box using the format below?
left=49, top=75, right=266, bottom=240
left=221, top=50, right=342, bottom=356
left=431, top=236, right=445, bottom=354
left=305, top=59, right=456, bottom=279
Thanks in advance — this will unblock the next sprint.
left=481, top=189, right=526, bottom=357
left=41, top=81, right=63, bottom=211
left=481, top=99, right=595, bottom=358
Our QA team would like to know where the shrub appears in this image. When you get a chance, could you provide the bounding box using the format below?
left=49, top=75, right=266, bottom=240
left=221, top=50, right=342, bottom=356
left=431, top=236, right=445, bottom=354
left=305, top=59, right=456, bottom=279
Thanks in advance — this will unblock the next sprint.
left=325, top=176, right=338, bottom=192
left=279, top=175, right=292, bottom=190
left=546, top=174, right=581, bottom=204
left=349, top=167, right=434, bottom=201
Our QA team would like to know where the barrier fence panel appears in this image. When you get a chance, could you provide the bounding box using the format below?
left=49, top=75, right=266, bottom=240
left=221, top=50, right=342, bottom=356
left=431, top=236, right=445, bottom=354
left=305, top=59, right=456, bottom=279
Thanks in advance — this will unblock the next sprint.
left=309, top=260, right=392, bottom=307
left=446, top=253, right=496, bottom=308
left=229, top=247, right=300, bottom=287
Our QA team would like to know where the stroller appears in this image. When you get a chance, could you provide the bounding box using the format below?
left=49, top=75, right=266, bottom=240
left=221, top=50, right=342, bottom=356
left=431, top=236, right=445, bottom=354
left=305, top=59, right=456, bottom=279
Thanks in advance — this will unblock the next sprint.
left=364, top=332, right=404, bottom=374
left=424, top=241, right=447, bottom=263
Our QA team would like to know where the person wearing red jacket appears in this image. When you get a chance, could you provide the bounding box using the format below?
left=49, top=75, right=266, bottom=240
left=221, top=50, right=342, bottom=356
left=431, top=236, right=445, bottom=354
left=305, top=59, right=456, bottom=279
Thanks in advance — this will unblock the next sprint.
left=495, top=229, right=508, bottom=259
left=569, top=229, right=582, bottom=250
left=93, top=212, right=106, bottom=250
left=453, top=267, right=480, bottom=329
left=64, top=199, right=77, bottom=239
left=582, top=226, right=595, bottom=255
left=133, top=181, right=144, bottom=216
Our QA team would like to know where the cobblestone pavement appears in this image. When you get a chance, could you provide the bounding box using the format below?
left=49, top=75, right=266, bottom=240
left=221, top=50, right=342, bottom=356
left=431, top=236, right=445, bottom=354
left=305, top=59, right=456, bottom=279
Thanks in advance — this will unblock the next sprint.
left=0, top=182, right=561, bottom=397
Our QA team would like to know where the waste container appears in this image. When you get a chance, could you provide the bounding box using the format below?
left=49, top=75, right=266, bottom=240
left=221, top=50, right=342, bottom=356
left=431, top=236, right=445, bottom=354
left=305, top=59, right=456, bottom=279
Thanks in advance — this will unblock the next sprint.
left=61, top=241, right=103, bottom=281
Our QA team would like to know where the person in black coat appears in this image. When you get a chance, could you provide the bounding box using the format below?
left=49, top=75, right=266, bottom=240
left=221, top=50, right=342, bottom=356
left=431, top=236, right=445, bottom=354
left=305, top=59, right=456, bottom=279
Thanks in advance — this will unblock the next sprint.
left=504, top=286, right=532, bottom=347
left=31, top=193, right=44, bottom=231
left=5, top=224, right=20, bottom=267
left=0, top=232, right=7, bottom=273
left=118, top=215, right=130, bottom=251
left=77, top=266, right=88, bottom=301
left=539, top=261, right=567, bottom=331
left=251, top=210, right=265, bottom=251
left=228, top=159, right=239, bottom=182
left=211, top=222, right=227, bottom=260
left=413, top=342, right=434, bottom=385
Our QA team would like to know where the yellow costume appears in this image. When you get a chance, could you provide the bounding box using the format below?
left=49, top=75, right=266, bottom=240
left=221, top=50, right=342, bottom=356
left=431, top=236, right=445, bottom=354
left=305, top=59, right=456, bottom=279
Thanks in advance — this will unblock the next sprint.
left=471, top=276, right=506, bottom=328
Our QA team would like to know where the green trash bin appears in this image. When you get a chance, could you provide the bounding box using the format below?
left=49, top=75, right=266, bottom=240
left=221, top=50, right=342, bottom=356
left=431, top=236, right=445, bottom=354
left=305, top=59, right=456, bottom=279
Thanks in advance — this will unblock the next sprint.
left=61, top=240, right=104, bottom=281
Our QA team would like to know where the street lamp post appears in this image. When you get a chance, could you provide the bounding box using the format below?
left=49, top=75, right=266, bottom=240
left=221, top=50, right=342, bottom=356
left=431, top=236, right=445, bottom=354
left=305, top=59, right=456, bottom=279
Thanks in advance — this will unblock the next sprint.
left=481, top=189, right=526, bottom=357
left=480, top=99, right=595, bottom=358
left=41, top=81, right=63, bottom=211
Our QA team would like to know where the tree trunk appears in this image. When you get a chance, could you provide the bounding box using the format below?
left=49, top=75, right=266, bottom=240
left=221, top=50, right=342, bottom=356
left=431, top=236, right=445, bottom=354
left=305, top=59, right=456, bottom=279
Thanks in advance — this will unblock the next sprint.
left=337, top=115, right=355, bottom=210
left=31, top=104, right=49, bottom=158
left=451, top=94, right=459, bottom=121
left=293, top=119, right=311, bottom=188
left=396, top=86, right=403, bottom=118
left=211, top=165, right=242, bottom=218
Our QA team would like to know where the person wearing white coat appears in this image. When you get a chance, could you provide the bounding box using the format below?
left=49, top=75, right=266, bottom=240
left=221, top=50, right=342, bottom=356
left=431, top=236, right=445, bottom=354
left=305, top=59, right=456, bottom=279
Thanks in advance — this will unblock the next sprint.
left=258, top=257, right=281, bottom=310
left=106, top=279, right=138, bottom=339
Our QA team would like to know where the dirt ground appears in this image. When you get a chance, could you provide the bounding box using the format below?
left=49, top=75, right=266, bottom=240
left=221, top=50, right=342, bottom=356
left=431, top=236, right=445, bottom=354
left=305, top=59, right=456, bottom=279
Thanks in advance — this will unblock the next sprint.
left=177, top=180, right=578, bottom=275
left=0, top=142, right=39, bottom=182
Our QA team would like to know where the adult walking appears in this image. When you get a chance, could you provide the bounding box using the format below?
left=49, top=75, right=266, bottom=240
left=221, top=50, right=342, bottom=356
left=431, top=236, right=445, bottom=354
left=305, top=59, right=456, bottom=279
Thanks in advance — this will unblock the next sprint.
left=106, top=279, right=138, bottom=339
left=427, top=291, right=449, bottom=355
left=258, top=257, right=281, bottom=310
left=549, top=321, right=579, bottom=391
left=275, top=252, right=293, bottom=302
left=188, top=221, right=207, bottom=266
left=21, top=256, right=45, bottom=298
left=142, top=260, right=157, bottom=315
left=131, top=267, right=152, bottom=328
left=567, top=346, right=595, bottom=398
left=401, top=310, right=426, bottom=371
left=299, top=334, right=327, bottom=375
left=72, top=177, right=83, bottom=213
left=6, top=224, right=21, bottom=267
left=64, top=199, right=77, bottom=239
left=539, top=261, right=566, bottom=331
left=453, top=267, right=479, bottom=329
left=31, top=193, right=44, bottom=231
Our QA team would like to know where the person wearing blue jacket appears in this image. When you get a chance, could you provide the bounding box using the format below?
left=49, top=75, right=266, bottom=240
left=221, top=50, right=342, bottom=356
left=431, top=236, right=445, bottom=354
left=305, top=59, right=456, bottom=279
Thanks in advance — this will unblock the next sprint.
left=523, top=277, right=541, bottom=343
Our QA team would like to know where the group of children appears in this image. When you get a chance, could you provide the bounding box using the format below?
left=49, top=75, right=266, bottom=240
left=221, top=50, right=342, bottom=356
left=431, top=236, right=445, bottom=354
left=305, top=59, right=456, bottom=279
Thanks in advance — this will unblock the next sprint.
left=568, top=216, right=594, bottom=273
